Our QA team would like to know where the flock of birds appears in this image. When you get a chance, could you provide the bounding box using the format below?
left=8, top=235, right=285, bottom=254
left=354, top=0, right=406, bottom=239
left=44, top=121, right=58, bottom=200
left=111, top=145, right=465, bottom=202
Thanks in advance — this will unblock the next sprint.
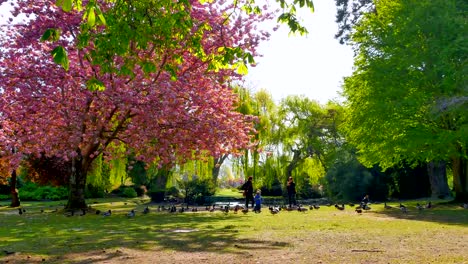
left=12, top=201, right=468, bottom=217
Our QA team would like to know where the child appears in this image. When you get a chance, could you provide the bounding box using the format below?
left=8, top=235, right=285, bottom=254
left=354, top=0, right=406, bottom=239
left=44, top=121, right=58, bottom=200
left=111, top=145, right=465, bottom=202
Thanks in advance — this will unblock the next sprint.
left=254, top=190, right=263, bottom=213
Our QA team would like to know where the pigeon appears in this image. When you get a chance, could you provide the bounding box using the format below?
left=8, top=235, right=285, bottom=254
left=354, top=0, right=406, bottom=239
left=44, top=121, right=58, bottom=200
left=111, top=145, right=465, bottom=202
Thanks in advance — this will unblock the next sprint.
left=127, top=209, right=135, bottom=217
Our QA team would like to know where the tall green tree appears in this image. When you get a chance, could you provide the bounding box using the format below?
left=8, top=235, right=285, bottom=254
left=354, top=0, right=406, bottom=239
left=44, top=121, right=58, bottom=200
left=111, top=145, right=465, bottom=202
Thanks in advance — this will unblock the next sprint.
left=343, top=0, right=467, bottom=200
left=274, top=96, right=344, bottom=182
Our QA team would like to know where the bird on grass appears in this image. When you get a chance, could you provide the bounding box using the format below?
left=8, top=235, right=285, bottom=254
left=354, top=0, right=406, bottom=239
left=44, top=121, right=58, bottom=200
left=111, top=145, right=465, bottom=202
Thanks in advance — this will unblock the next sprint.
left=297, top=205, right=308, bottom=212
left=416, top=203, right=424, bottom=211
left=18, top=208, right=23, bottom=215
left=462, top=203, right=468, bottom=209
left=425, top=202, right=432, bottom=209
left=363, top=204, right=371, bottom=211
left=143, top=206, right=150, bottom=214
left=355, top=208, right=362, bottom=214
left=95, top=209, right=101, bottom=215
left=269, top=206, right=280, bottom=215
left=399, top=203, right=407, bottom=214
left=313, top=204, right=320, bottom=210
left=191, top=207, right=198, bottom=212
left=384, top=203, right=392, bottom=209
left=223, top=206, right=229, bottom=214
left=233, top=205, right=240, bottom=214
left=335, top=204, right=345, bottom=211
left=241, top=208, right=249, bottom=214
left=103, top=210, right=112, bottom=216
left=127, top=209, right=135, bottom=218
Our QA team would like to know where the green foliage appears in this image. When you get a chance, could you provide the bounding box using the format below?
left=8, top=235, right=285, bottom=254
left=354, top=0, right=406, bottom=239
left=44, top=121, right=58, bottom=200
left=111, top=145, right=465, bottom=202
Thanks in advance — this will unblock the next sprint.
left=343, top=0, right=467, bottom=169
left=84, top=184, right=106, bottom=198
left=51, top=46, right=69, bottom=71
left=0, top=194, right=10, bottom=200
left=19, top=182, right=68, bottom=201
left=179, top=178, right=216, bottom=205
left=121, top=187, right=138, bottom=198
left=260, top=176, right=283, bottom=196
left=325, top=149, right=390, bottom=201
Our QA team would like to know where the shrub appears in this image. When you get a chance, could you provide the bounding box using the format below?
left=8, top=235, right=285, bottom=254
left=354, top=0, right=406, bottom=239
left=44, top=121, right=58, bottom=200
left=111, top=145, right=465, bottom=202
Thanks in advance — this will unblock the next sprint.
left=121, top=187, right=138, bottom=198
left=0, top=194, right=10, bottom=200
left=85, top=184, right=106, bottom=198
left=179, top=178, right=216, bottom=205
left=147, top=187, right=165, bottom=202
left=18, top=182, right=68, bottom=201
left=133, top=185, right=147, bottom=197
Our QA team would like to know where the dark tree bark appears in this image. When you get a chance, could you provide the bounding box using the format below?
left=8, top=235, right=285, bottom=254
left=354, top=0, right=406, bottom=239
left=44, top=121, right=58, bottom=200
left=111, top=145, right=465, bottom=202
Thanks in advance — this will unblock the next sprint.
left=10, top=169, right=20, bottom=207
left=212, top=154, right=229, bottom=185
left=452, top=156, right=468, bottom=202
left=286, top=149, right=301, bottom=179
left=66, top=153, right=88, bottom=210
left=427, top=161, right=450, bottom=198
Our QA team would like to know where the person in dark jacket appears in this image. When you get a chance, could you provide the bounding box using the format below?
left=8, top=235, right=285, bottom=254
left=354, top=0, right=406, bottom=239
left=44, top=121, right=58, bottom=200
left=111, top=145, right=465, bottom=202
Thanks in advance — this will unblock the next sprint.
left=287, top=177, right=297, bottom=207
left=242, top=176, right=254, bottom=209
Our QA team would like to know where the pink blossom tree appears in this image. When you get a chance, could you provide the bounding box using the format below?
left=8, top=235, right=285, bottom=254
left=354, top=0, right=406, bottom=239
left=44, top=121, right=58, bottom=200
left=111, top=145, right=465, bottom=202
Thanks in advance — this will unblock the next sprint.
left=0, top=0, right=272, bottom=209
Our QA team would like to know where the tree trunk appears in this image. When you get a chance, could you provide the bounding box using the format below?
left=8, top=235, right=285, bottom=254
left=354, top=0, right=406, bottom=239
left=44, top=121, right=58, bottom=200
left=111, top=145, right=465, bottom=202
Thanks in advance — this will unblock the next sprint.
left=66, top=154, right=88, bottom=210
left=149, top=168, right=170, bottom=202
left=212, top=154, right=228, bottom=185
left=10, top=169, right=20, bottom=207
left=452, top=156, right=468, bottom=202
left=427, top=161, right=450, bottom=199
left=286, top=149, right=301, bottom=179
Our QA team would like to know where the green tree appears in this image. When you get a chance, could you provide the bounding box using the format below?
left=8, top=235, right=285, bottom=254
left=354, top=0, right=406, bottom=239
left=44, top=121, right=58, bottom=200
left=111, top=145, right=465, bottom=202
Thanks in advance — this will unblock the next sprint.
left=343, top=0, right=467, bottom=200
left=274, top=96, right=344, bottom=183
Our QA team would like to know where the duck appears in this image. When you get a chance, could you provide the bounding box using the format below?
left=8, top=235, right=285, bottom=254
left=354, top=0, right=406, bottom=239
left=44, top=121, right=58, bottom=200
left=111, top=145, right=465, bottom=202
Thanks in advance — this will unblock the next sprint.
left=127, top=209, right=135, bottom=217
left=425, top=202, right=432, bottom=209
left=416, top=203, right=424, bottom=211
left=18, top=208, right=23, bottom=215
left=313, top=204, right=320, bottom=210
left=399, top=203, right=407, bottom=214
left=143, top=206, right=150, bottom=214
left=384, top=202, right=392, bottom=209
left=297, top=205, right=308, bottom=212
left=355, top=208, right=362, bottom=214
left=233, top=205, right=240, bottom=214
left=241, top=208, right=249, bottom=214
left=103, top=210, right=112, bottom=216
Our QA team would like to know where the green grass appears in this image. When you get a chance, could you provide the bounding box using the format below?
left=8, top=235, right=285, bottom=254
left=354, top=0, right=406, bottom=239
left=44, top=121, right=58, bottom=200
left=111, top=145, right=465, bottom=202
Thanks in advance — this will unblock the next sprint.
left=1, top=199, right=467, bottom=263
left=214, top=188, right=243, bottom=198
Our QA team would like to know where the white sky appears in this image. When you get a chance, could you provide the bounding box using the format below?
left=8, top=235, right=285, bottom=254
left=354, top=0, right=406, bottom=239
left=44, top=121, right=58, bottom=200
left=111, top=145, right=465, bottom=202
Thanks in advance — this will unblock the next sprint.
left=1, top=0, right=355, bottom=104
left=246, top=0, right=355, bottom=103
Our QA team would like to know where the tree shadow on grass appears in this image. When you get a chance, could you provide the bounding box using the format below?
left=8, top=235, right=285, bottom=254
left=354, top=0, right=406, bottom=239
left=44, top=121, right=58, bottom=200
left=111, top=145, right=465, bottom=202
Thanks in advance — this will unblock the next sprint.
left=0, top=211, right=290, bottom=263
left=370, top=203, right=468, bottom=227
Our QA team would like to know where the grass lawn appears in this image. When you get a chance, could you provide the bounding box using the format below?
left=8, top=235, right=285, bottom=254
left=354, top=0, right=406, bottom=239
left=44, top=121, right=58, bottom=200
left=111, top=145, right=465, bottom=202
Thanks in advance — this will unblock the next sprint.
left=0, top=198, right=467, bottom=264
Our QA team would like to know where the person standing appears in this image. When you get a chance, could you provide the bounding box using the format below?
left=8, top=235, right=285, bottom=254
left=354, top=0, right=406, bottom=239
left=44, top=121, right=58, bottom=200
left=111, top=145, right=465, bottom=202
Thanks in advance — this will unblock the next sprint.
left=242, top=176, right=254, bottom=209
left=287, top=177, right=297, bottom=207
left=254, top=190, right=263, bottom=213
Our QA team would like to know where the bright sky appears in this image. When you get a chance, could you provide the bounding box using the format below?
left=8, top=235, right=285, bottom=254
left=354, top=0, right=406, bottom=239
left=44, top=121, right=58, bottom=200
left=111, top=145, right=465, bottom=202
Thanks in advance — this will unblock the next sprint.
left=246, top=0, right=355, bottom=104
left=0, top=0, right=354, bottom=104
